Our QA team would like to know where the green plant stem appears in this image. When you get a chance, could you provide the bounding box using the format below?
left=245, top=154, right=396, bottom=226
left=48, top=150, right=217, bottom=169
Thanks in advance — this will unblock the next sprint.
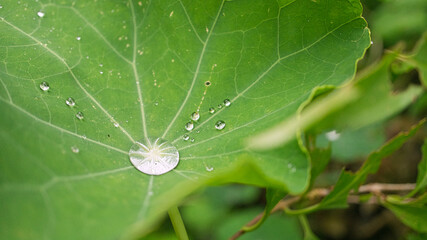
left=168, top=206, right=189, bottom=240
left=298, top=214, right=319, bottom=240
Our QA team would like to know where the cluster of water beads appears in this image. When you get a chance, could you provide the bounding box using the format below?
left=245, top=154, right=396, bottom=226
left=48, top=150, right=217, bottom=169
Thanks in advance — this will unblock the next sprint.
left=129, top=138, right=180, bottom=175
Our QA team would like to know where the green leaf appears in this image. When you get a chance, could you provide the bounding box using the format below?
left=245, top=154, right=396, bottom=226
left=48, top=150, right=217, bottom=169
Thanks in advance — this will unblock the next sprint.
left=409, top=139, right=427, bottom=196
left=287, top=120, right=425, bottom=213
left=248, top=53, right=424, bottom=150
left=383, top=194, right=427, bottom=233
left=0, top=0, right=370, bottom=239
left=409, top=32, right=427, bottom=86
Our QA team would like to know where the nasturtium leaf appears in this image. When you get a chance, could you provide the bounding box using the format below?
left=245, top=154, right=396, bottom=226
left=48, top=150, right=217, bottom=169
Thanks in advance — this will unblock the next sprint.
left=0, top=0, right=369, bottom=239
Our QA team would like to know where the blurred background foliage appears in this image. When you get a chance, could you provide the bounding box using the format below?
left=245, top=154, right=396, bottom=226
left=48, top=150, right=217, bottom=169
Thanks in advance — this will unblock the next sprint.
left=145, top=0, right=427, bottom=239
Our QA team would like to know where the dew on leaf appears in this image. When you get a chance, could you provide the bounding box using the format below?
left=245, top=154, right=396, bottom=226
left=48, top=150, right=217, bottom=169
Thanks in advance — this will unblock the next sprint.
left=100, top=71, right=103, bottom=74
left=71, top=146, right=79, bottom=153
left=190, top=138, right=195, bottom=142
left=114, top=122, right=119, bottom=128
left=154, top=102, right=158, bottom=106
left=183, top=134, right=189, bottom=141
left=39, top=81, right=49, bottom=91
left=224, top=99, right=231, bottom=107
left=191, top=112, right=200, bottom=121
left=185, top=121, right=194, bottom=131
left=37, top=11, right=44, bottom=18
left=205, top=81, right=211, bottom=86
left=129, top=138, right=179, bottom=175
left=217, top=103, right=223, bottom=109
left=209, top=107, right=215, bottom=114
left=206, top=166, right=214, bottom=172
left=0, top=5, right=3, bottom=9
left=215, top=120, right=226, bottom=130
left=76, top=112, right=84, bottom=120
left=65, top=97, right=75, bottom=107
left=76, top=36, right=81, bottom=41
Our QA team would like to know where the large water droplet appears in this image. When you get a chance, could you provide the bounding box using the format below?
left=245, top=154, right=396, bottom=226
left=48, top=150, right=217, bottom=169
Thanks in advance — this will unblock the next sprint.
left=66, top=97, right=75, bottom=107
left=185, top=121, right=194, bottom=131
left=191, top=112, right=200, bottom=121
left=39, top=81, right=49, bottom=91
left=37, top=11, right=45, bottom=18
left=129, top=138, right=179, bottom=175
left=224, top=99, right=231, bottom=107
left=76, top=112, right=84, bottom=120
left=215, top=120, right=226, bottom=130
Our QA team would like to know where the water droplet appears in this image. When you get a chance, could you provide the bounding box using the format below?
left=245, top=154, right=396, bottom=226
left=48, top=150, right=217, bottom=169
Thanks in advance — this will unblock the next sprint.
left=76, top=112, right=84, bottom=120
left=190, top=138, right=195, bottom=142
left=370, top=41, right=373, bottom=45
left=39, top=81, right=49, bottom=91
left=206, top=166, right=214, bottom=172
left=196, top=130, right=200, bottom=134
left=287, top=163, right=293, bottom=168
left=224, top=99, right=231, bottom=107
left=114, top=122, right=119, bottom=128
left=0, top=5, right=3, bottom=9
left=291, top=167, right=296, bottom=173
left=185, top=121, right=194, bottom=131
left=209, top=107, right=215, bottom=114
left=37, top=11, right=45, bottom=18
left=65, top=97, right=75, bottom=107
left=205, top=81, right=211, bottom=86
left=217, top=104, right=223, bottom=109
left=76, top=36, right=81, bottom=41
left=129, top=138, right=179, bottom=175
left=191, top=112, right=200, bottom=121
left=154, top=102, right=159, bottom=106
left=99, top=63, right=103, bottom=67
left=99, top=71, right=103, bottom=74
left=183, top=134, right=189, bottom=141
left=71, top=146, right=79, bottom=153
left=215, top=120, right=226, bottom=130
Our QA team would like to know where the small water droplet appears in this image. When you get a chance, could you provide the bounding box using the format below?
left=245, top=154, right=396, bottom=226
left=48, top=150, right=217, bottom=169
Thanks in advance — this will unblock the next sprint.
left=217, top=104, right=223, bottom=109
left=224, top=99, right=231, bottom=107
left=370, top=41, right=373, bottom=45
left=99, top=71, right=103, bottom=74
left=185, top=121, right=194, bottom=131
left=291, top=167, right=296, bottom=173
left=190, top=138, right=195, bottom=142
left=205, top=81, right=211, bottom=86
left=37, top=11, right=45, bottom=18
left=129, top=137, right=179, bottom=175
left=0, top=5, right=3, bottom=9
left=287, top=163, right=293, bottom=168
left=183, top=134, right=189, bottom=141
left=209, top=107, right=215, bottom=114
left=154, top=101, right=158, bottom=106
left=71, top=146, right=79, bottom=153
left=76, top=112, right=84, bottom=120
left=39, top=81, right=49, bottom=91
left=206, top=166, right=214, bottom=172
left=76, top=36, right=81, bottom=41
left=114, top=122, right=119, bottom=128
left=82, top=135, right=87, bottom=140
left=65, top=97, right=75, bottom=107
left=191, top=112, right=200, bottom=121
left=196, top=130, right=200, bottom=134
left=215, top=120, right=226, bottom=130
left=99, top=63, right=103, bottom=67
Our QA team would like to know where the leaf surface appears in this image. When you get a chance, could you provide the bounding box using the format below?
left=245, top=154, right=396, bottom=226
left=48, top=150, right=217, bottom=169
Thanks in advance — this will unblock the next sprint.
left=0, top=0, right=369, bottom=239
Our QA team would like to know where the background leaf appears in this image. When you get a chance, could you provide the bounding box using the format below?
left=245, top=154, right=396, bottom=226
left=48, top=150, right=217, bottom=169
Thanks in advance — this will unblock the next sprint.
left=0, top=0, right=370, bottom=239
